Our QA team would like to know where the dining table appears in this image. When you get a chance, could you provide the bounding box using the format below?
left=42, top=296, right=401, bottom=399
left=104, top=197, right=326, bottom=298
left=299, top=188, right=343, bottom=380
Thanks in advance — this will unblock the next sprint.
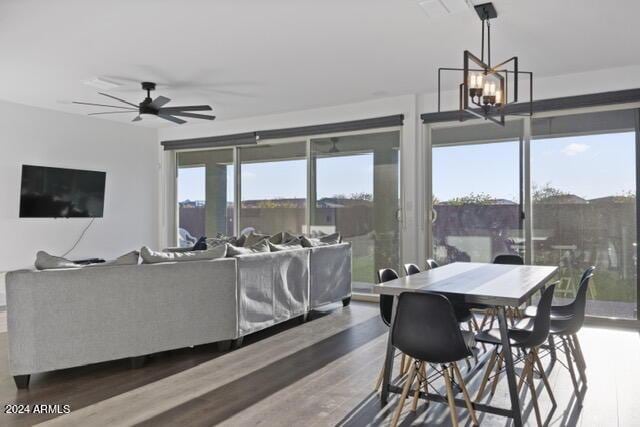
left=373, top=262, right=558, bottom=427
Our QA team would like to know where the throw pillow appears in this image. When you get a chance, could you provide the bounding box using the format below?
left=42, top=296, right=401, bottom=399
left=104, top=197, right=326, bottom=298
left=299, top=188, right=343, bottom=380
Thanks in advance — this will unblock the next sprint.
left=86, top=250, right=140, bottom=267
left=34, top=251, right=79, bottom=270
left=243, top=231, right=270, bottom=247
left=140, top=245, right=227, bottom=264
left=226, top=239, right=271, bottom=256
left=193, top=236, right=208, bottom=251
left=268, top=237, right=304, bottom=251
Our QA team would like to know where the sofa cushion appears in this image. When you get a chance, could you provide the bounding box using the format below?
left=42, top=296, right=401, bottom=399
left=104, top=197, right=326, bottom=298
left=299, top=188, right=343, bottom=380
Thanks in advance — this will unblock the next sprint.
left=227, top=239, right=270, bottom=256
left=269, top=238, right=304, bottom=251
left=243, top=231, right=270, bottom=247
left=301, top=233, right=342, bottom=247
left=34, top=251, right=79, bottom=270
left=140, top=245, right=226, bottom=264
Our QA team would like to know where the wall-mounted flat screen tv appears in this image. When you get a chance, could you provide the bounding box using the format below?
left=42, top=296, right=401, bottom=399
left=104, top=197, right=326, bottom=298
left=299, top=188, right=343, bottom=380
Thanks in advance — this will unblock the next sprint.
left=19, top=165, right=106, bottom=218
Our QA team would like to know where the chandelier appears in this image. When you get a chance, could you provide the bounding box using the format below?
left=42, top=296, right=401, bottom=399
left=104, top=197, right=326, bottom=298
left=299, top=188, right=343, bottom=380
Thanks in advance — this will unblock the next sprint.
left=437, top=2, right=533, bottom=126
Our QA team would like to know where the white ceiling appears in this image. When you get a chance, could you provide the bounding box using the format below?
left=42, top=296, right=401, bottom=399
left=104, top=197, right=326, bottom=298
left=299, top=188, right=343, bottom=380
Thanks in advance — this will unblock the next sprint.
left=0, top=0, right=638, bottom=127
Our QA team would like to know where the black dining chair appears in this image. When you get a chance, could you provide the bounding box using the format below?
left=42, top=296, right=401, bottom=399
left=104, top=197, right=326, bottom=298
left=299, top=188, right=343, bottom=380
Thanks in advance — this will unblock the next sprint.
left=403, top=263, right=421, bottom=276
left=374, top=268, right=410, bottom=389
left=419, top=261, right=478, bottom=330
left=425, top=258, right=439, bottom=269
left=390, top=292, right=478, bottom=427
left=475, top=284, right=557, bottom=427
left=493, top=254, right=524, bottom=265
left=522, top=270, right=595, bottom=395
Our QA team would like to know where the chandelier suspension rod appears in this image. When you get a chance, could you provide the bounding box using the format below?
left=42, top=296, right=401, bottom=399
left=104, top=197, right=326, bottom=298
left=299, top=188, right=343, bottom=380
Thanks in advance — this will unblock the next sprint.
left=487, top=18, right=491, bottom=68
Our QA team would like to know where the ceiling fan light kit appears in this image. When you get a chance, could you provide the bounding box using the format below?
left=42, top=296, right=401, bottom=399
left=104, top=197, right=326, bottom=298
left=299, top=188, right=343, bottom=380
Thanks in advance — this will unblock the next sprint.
left=437, top=2, right=533, bottom=126
left=73, top=81, right=216, bottom=125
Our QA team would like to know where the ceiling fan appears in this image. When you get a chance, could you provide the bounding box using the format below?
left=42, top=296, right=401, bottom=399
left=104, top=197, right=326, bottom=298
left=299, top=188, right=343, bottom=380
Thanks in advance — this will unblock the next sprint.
left=73, top=81, right=215, bottom=124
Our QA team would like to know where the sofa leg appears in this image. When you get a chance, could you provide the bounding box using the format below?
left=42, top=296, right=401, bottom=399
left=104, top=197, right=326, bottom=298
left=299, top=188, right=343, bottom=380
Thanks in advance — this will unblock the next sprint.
left=342, top=297, right=351, bottom=307
left=14, top=375, right=30, bottom=389
left=231, top=337, right=244, bottom=350
left=217, top=340, right=233, bottom=352
left=130, top=356, right=146, bottom=369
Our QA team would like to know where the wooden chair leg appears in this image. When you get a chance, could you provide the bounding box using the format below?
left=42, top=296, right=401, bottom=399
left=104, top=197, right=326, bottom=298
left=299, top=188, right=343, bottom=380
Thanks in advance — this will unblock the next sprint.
left=526, top=356, right=543, bottom=427
left=411, top=361, right=422, bottom=412
left=471, top=315, right=480, bottom=332
left=568, top=335, right=587, bottom=383
left=442, top=364, right=460, bottom=427
left=562, top=338, right=581, bottom=400
left=517, top=352, right=532, bottom=394
left=374, top=359, right=385, bottom=392
left=533, top=347, right=556, bottom=407
left=489, top=351, right=504, bottom=396
left=453, top=362, right=479, bottom=426
left=391, top=362, right=417, bottom=427
left=400, top=354, right=407, bottom=375
left=476, top=347, right=498, bottom=401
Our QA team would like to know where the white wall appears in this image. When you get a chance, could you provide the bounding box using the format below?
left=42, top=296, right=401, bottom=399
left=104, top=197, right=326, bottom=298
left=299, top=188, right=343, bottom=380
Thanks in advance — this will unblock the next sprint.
left=0, top=100, right=160, bottom=275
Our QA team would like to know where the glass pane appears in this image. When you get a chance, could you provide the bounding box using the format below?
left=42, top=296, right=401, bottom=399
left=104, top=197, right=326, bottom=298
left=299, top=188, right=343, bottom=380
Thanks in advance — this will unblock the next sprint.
left=432, top=140, right=522, bottom=264
left=532, top=127, right=637, bottom=319
left=177, top=149, right=234, bottom=247
left=239, top=142, right=306, bottom=235
left=311, top=131, right=401, bottom=293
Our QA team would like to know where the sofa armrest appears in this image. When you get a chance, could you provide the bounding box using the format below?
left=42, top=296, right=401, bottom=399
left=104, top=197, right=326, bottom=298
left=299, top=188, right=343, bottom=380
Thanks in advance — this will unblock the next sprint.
left=309, top=243, right=352, bottom=308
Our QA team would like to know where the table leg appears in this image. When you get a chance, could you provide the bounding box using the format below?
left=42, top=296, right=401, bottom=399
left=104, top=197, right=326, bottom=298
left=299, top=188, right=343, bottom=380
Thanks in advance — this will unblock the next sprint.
left=380, top=296, right=398, bottom=406
left=497, top=306, right=523, bottom=427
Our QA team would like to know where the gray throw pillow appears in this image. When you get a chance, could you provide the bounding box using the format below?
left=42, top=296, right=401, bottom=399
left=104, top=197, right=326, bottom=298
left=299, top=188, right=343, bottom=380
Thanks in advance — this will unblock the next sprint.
left=243, top=231, right=270, bottom=247
left=269, top=238, right=304, bottom=251
left=35, top=251, right=79, bottom=270
left=226, top=239, right=271, bottom=256
left=140, top=245, right=226, bottom=264
left=301, top=233, right=342, bottom=247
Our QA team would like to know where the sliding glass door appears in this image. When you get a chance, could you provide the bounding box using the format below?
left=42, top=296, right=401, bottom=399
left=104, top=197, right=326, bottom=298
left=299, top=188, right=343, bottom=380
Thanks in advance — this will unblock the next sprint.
left=239, top=142, right=307, bottom=236
left=310, top=131, right=401, bottom=293
left=531, top=110, right=637, bottom=319
left=176, top=149, right=234, bottom=247
left=431, top=121, right=523, bottom=264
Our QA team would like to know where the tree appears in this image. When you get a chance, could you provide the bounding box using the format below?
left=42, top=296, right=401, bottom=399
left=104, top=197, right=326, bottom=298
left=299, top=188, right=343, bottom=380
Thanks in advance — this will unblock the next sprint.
left=445, top=192, right=493, bottom=206
left=532, top=183, right=568, bottom=203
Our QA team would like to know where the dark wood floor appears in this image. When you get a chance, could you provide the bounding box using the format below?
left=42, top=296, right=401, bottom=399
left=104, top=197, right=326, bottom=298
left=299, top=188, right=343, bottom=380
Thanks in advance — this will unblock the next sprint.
left=0, top=303, right=637, bottom=426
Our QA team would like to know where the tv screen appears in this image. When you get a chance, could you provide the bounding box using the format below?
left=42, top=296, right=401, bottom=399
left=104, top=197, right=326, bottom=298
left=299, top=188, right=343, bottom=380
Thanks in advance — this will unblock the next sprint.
left=19, top=165, right=106, bottom=218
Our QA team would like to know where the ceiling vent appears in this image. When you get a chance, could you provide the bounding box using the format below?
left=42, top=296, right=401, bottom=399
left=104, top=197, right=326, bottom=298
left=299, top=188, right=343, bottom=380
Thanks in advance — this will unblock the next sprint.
left=418, top=0, right=473, bottom=18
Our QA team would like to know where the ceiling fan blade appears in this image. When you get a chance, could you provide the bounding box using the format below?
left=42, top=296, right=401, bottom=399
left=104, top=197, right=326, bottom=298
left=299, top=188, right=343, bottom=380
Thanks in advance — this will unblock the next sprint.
left=73, top=101, right=137, bottom=110
left=88, top=111, right=136, bottom=115
left=169, top=112, right=216, bottom=120
left=150, top=95, right=171, bottom=109
left=159, top=105, right=212, bottom=112
left=132, top=115, right=142, bottom=122
left=98, top=92, right=139, bottom=108
left=158, top=114, right=187, bottom=125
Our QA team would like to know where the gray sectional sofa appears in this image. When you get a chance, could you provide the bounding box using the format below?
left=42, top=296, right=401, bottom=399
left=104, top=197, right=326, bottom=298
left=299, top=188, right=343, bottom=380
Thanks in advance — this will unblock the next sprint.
left=5, top=243, right=351, bottom=388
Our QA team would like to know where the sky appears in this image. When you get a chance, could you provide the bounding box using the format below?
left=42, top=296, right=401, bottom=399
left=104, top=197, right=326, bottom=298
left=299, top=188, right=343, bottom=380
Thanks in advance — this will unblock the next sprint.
left=178, top=132, right=636, bottom=203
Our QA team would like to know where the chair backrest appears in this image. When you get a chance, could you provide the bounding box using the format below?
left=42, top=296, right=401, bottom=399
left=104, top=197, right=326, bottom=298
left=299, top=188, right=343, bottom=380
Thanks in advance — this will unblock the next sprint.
left=391, top=292, right=472, bottom=363
left=561, top=273, right=594, bottom=335
left=403, top=263, right=421, bottom=276
left=376, top=268, right=399, bottom=326
left=493, top=254, right=524, bottom=265
left=520, top=283, right=556, bottom=348
left=579, top=266, right=596, bottom=285
left=425, top=259, right=439, bottom=269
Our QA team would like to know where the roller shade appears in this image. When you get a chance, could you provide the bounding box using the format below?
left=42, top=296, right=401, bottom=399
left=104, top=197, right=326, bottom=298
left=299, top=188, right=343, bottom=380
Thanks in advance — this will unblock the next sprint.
left=161, top=132, right=257, bottom=151
left=422, top=88, right=640, bottom=124
left=255, top=115, right=404, bottom=140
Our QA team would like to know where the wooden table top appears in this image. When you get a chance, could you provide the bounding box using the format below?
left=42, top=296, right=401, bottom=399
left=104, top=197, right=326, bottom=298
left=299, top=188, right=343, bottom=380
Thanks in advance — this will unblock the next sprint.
left=372, top=262, right=558, bottom=307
